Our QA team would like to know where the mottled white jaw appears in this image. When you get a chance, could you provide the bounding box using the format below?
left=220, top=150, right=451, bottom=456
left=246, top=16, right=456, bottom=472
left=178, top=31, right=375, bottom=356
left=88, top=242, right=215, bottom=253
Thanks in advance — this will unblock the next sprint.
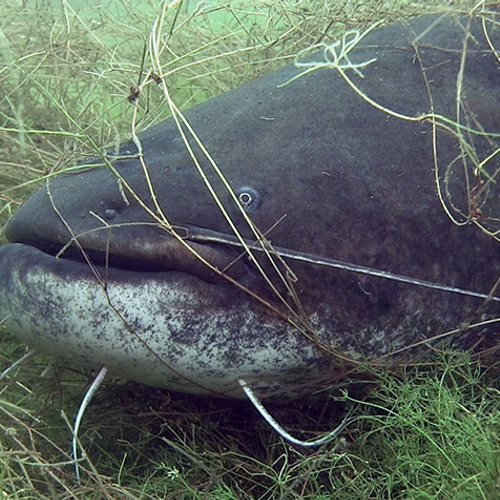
left=0, top=243, right=329, bottom=399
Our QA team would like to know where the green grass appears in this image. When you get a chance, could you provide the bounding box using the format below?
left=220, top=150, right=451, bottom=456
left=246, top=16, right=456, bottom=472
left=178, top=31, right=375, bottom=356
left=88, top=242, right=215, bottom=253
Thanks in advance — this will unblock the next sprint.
left=1, top=0, right=499, bottom=498
left=2, top=343, right=500, bottom=499
left=349, top=356, right=500, bottom=499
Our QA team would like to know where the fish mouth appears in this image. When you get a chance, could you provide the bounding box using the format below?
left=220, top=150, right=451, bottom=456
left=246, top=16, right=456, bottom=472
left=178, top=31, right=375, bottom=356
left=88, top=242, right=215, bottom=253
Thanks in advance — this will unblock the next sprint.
left=0, top=241, right=321, bottom=399
left=3, top=222, right=250, bottom=286
left=0, top=207, right=263, bottom=360
left=0, top=241, right=247, bottom=313
left=0, top=214, right=326, bottom=400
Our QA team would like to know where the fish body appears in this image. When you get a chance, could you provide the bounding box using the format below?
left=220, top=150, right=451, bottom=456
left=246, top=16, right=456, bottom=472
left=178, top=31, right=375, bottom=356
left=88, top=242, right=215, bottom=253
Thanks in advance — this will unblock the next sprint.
left=1, top=14, right=500, bottom=398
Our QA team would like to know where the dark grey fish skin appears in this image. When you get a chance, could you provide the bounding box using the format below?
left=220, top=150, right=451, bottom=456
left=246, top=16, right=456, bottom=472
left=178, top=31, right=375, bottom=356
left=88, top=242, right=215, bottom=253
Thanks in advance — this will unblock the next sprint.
left=1, top=13, right=500, bottom=398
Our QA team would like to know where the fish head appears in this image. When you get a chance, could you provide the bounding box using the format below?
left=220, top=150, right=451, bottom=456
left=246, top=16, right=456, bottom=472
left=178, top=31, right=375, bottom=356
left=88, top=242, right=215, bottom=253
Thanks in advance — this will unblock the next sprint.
left=2, top=13, right=500, bottom=398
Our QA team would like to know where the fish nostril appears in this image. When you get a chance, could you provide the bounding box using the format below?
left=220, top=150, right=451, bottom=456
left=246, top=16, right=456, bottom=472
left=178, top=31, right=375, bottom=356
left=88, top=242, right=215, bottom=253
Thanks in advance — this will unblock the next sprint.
left=104, top=208, right=118, bottom=220
left=101, top=197, right=126, bottom=221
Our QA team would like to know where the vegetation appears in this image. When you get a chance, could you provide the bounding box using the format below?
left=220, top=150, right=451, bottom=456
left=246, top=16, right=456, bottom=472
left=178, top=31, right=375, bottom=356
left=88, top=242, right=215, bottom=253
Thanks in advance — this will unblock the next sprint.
left=1, top=0, right=499, bottom=498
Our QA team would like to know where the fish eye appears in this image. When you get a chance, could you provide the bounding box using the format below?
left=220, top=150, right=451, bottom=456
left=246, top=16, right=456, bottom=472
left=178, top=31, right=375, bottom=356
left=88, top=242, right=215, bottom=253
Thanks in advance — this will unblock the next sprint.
left=235, top=186, right=260, bottom=213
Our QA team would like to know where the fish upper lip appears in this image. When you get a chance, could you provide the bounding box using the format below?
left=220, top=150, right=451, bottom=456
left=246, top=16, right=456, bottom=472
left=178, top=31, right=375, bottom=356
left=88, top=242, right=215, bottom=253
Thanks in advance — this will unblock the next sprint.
left=3, top=221, right=249, bottom=284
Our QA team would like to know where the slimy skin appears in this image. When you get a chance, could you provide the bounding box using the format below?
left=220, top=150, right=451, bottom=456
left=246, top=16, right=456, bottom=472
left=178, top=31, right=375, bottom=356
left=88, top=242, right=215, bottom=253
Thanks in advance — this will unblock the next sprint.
left=1, top=14, right=500, bottom=398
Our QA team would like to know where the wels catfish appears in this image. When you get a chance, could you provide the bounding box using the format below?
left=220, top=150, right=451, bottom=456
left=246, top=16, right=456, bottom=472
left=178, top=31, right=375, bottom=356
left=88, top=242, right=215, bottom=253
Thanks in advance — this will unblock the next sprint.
left=1, top=13, right=500, bottom=399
